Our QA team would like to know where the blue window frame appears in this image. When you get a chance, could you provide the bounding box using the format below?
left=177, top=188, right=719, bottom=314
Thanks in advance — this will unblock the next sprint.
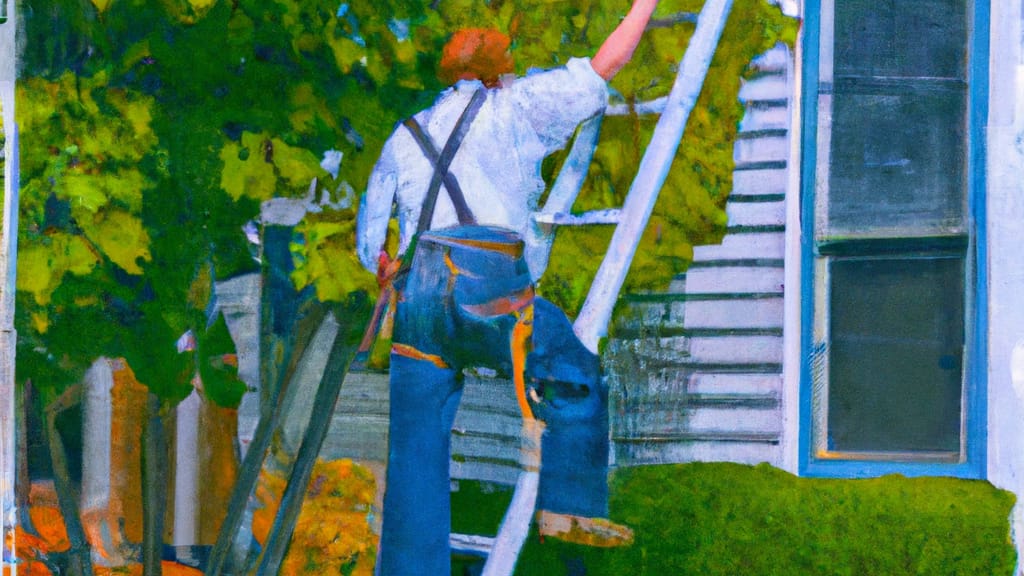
left=799, top=0, right=989, bottom=478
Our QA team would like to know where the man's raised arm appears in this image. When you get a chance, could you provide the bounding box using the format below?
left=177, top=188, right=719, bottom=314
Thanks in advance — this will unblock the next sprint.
left=590, top=0, right=659, bottom=81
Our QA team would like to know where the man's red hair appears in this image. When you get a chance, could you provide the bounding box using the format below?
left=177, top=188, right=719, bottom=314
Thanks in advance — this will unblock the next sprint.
left=438, top=28, right=514, bottom=87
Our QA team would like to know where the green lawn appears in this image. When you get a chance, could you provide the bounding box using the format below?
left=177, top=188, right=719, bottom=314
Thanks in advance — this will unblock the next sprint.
left=451, top=462, right=1017, bottom=575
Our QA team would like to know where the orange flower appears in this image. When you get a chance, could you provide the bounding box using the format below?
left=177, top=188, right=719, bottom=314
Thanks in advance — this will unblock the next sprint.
left=276, top=459, right=378, bottom=575
left=3, top=558, right=52, bottom=576
left=27, top=507, right=69, bottom=553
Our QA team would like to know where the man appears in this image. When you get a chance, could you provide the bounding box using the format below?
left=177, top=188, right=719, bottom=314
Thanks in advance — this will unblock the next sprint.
left=358, top=1, right=658, bottom=279
left=357, top=2, right=658, bottom=573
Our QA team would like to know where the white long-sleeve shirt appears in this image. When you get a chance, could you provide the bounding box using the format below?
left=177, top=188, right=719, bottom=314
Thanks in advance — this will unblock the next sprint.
left=356, top=57, right=608, bottom=280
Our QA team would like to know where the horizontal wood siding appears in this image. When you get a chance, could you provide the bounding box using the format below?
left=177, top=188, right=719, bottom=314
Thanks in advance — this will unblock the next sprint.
left=732, top=168, right=789, bottom=195
left=609, top=44, right=792, bottom=468
left=726, top=200, right=787, bottom=227
left=323, top=372, right=525, bottom=486
left=691, top=231, right=786, bottom=261
left=678, top=265, right=786, bottom=294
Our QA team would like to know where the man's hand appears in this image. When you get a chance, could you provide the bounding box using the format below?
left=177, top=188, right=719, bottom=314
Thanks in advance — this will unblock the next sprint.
left=376, top=249, right=402, bottom=287
left=591, top=0, right=659, bottom=81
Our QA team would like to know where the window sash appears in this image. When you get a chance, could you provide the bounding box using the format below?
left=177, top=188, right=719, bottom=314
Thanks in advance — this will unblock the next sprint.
left=812, top=253, right=968, bottom=461
left=799, top=0, right=987, bottom=477
left=814, top=0, right=970, bottom=242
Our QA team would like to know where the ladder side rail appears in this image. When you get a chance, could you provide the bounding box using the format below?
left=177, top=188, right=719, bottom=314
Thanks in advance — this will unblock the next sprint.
left=527, top=115, right=603, bottom=277
left=479, top=419, right=543, bottom=576
left=536, top=116, right=604, bottom=218
left=479, top=470, right=539, bottom=576
left=573, top=0, right=736, bottom=353
left=531, top=94, right=679, bottom=232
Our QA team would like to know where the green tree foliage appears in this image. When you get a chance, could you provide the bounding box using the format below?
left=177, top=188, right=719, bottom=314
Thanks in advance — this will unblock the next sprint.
left=17, top=73, right=155, bottom=304
left=14, top=69, right=198, bottom=402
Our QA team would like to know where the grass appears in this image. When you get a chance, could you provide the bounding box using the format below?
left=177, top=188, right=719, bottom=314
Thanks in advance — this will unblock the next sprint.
left=451, top=462, right=1017, bottom=575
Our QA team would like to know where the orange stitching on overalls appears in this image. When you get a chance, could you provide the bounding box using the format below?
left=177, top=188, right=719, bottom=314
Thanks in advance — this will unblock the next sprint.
left=511, top=304, right=536, bottom=421
left=460, top=285, right=535, bottom=317
left=392, top=343, right=450, bottom=369
left=443, top=251, right=460, bottom=277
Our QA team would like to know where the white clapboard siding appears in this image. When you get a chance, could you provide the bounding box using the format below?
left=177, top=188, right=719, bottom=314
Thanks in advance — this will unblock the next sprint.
left=458, top=375, right=522, bottom=416
left=618, top=405, right=781, bottom=437
left=734, top=134, right=790, bottom=164
left=452, top=376, right=523, bottom=486
left=679, top=265, right=785, bottom=294
left=608, top=44, right=792, bottom=469
left=725, top=200, right=786, bottom=227
left=749, top=44, right=790, bottom=72
left=738, top=74, right=789, bottom=102
left=739, top=104, right=790, bottom=132
left=678, top=372, right=783, bottom=396
left=323, top=371, right=389, bottom=462
left=680, top=297, right=785, bottom=329
left=325, top=371, right=526, bottom=487
left=452, top=407, right=522, bottom=439
left=732, top=168, right=788, bottom=196
left=615, top=439, right=779, bottom=467
left=322, top=413, right=389, bottom=462
left=613, top=333, right=783, bottom=367
left=686, top=335, right=784, bottom=364
left=450, top=460, right=520, bottom=487
left=616, top=381, right=780, bottom=410
left=452, top=432, right=520, bottom=463
left=691, top=232, right=786, bottom=261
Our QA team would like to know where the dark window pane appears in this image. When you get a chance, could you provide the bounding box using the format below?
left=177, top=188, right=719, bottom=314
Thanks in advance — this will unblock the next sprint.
left=826, top=88, right=966, bottom=237
left=834, top=0, right=967, bottom=80
left=827, top=256, right=965, bottom=453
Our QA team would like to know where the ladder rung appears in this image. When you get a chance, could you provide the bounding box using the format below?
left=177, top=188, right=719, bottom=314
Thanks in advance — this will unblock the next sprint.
left=450, top=533, right=496, bottom=557
left=606, top=96, right=667, bottom=116
left=533, top=209, right=622, bottom=226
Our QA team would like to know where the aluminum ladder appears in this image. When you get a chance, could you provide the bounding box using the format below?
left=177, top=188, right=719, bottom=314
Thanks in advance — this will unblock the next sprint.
left=448, top=0, right=736, bottom=573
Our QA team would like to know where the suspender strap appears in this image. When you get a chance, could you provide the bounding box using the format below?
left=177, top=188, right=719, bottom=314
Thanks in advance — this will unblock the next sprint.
left=404, top=88, right=486, bottom=234
left=405, top=116, right=475, bottom=226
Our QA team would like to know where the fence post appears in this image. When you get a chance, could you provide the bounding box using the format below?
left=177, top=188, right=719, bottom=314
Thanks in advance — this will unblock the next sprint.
left=1, top=0, right=20, bottom=569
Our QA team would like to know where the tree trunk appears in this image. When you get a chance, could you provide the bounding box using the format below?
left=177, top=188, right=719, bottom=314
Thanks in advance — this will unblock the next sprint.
left=141, top=393, right=166, bottom=576
left=17, top=380, right=33, bottom=532
left=43, top=394, right=94, bottom=576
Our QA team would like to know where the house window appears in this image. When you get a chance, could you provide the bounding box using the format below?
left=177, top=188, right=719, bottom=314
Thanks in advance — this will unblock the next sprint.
left=799, top=0, right=988, bottom=477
